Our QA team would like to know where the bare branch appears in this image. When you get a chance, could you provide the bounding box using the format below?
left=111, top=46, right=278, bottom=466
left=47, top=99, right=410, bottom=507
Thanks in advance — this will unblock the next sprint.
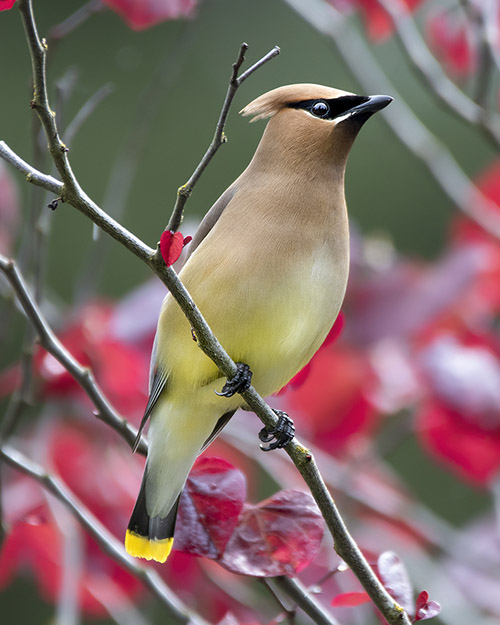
left=274, top=576, right=342, bottom=625
left=48, top=0, right=104, bottom=44
left=166, top=43, right=280, bottom=232
left=0, top=141, right=63, bottom=195
left=0, top=444, right=211, bottom=625
left=0, top=254, right=145, bottom=454
left=18, top=0, right=81, bottom=192
left=378, top=0, right=500, bottom=149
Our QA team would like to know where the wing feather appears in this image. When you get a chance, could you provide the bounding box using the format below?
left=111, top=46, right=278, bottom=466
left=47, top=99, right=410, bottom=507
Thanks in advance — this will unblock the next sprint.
left=133, top=367, right=168, bottom=453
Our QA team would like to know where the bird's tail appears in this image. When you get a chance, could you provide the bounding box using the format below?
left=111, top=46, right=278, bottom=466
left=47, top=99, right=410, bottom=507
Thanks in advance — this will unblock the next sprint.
left=125, top=470, right=181, bottom=563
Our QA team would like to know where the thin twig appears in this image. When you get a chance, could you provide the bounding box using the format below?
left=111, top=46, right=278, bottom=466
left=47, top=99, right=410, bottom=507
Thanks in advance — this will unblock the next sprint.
left=377, top=0, right=500, bottom=148
left=6, top=4, right=408, bottom=622
left=261, top=579, right=297, bottom=625
left=18, top=0, right=81, bottom=192
left=461, top=0, right=495, bottom=106
left=0, top=141, right=64, bottom=195
left=48, top=0, right=103, bottom=43
left=273, top=576, right=342, bottom=625
left=0, top=444, right=211, bottom=625
left=460, top=0, right=500, bottom=76
left=165, top=43, right=280, bottom=232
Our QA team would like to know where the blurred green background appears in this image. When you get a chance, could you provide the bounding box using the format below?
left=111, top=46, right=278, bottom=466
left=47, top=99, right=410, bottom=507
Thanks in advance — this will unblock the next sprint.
left=0, top=0, right=495, bottom=622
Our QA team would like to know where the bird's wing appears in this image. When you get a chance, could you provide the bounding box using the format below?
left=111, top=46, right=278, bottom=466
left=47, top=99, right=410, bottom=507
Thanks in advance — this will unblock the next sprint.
left=133, top=332, right=168, bottom=452
left=132, top=367, right=167, bottom=452
left=186, top=186, right=236, bottom=258
left=200, top=410, right=236, bottom=453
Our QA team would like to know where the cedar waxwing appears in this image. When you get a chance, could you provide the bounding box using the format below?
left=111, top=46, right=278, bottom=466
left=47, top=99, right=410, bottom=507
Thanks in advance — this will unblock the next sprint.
left=125, top=84, right=392, bottom=563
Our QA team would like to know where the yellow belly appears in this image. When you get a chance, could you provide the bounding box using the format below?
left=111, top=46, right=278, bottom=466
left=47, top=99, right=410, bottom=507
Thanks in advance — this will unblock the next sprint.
left=156, top=239, right=348, bottom=399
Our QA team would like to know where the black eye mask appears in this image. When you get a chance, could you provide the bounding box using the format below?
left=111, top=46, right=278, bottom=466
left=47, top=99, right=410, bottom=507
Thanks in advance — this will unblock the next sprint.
left=288, top=95, right=370, bottom=120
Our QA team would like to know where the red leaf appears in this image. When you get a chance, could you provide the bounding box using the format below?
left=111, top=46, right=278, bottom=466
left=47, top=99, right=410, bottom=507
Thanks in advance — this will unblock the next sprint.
left=414, top=590, right=441, bottom=621
left=0, top=0, right=16, bottom=11
left=175, top=457, right=246, bottom=558
left=219, top=490, right=324, bottom=577
left=331, top=591, right=371, bottom=607
left=377, top=551, right=413, bottom=613
left=159, top=230, right=192, bottom=267
left=103, top=0, right=197, bottom=30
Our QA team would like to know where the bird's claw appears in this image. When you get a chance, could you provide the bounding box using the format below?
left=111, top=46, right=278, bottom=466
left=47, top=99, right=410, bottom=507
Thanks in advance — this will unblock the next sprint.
left=215, top=362, right=252, bottom=397
left=259, top=410, right=295, bottom=451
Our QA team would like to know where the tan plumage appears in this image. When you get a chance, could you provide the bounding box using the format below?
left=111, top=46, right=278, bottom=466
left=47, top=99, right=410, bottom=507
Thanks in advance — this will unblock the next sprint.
left=125, top=84, right=392, bottom=562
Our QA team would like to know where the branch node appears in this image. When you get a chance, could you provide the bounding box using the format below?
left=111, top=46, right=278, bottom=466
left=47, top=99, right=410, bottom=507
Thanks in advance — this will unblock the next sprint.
left=177, top=183, right=190, bottom=199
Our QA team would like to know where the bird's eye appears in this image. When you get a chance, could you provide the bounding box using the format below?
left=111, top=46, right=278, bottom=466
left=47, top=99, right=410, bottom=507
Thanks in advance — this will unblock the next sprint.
left=311, top=101, right=330, bottom=118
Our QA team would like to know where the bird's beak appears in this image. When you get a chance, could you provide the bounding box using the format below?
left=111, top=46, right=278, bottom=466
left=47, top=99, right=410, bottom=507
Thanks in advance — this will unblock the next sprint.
left=347, top=95, right=393, bottom=118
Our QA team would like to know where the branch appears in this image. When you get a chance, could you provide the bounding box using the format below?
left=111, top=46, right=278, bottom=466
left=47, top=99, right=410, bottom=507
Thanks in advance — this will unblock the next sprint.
left=0, top=444, right=211, bottom=625
left=377, top=0, right=500, bottom=149
left=274, top=576, right=342, bottom=625
left=6, top=5, right=408, bottom=623
left=166, top=43, right=280, bottom=232
left=18, top=0, right=81, bottom=191
left=47, top=0, right=104, bottom=44
left=0, top=141, right=62, bottom=195
left=0, top=254, right=146, bottom=454
left=282, top=0, right=500, bottom=241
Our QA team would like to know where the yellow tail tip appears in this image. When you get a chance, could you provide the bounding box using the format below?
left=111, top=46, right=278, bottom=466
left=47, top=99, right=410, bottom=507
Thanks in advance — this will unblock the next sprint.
left=125, top=530, right=173, bottom=563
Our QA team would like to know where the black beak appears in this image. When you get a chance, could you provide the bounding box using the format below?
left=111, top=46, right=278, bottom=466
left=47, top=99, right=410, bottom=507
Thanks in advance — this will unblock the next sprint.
left=349, top=94, right=393, bottom=117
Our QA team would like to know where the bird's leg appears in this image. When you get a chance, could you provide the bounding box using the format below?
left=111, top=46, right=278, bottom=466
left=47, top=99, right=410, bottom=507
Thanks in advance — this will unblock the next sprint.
left=259, top=410, right=295, bottom=452
left=215, top=362, right=253, bottom=397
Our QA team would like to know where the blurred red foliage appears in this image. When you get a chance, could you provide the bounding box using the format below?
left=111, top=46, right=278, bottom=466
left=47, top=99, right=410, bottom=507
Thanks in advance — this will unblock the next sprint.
left=0, top=0, right=16, bottom=11
left=427, top=10, right=476, bottom=77
left=282, top=344, right=379, bottom=454
left=103, top=0, right=197, bottom=30
left=31, top=302, right=150, bottom=421
left=329, top=0, right=424, bottom=40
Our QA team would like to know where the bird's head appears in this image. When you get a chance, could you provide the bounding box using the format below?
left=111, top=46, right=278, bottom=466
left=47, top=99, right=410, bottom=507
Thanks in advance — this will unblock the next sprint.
left=240, top=84, right=392, bottom=173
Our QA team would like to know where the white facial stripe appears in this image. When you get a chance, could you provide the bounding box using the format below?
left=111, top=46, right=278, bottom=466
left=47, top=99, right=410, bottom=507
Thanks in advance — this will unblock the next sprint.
left=334, top=111, right=354, bottom=124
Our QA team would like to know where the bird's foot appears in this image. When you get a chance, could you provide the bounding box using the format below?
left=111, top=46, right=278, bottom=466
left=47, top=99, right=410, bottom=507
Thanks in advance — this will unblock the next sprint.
left=215, top=362, right=253, bottom=397
left=259, top=410, right=295, bottom=451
